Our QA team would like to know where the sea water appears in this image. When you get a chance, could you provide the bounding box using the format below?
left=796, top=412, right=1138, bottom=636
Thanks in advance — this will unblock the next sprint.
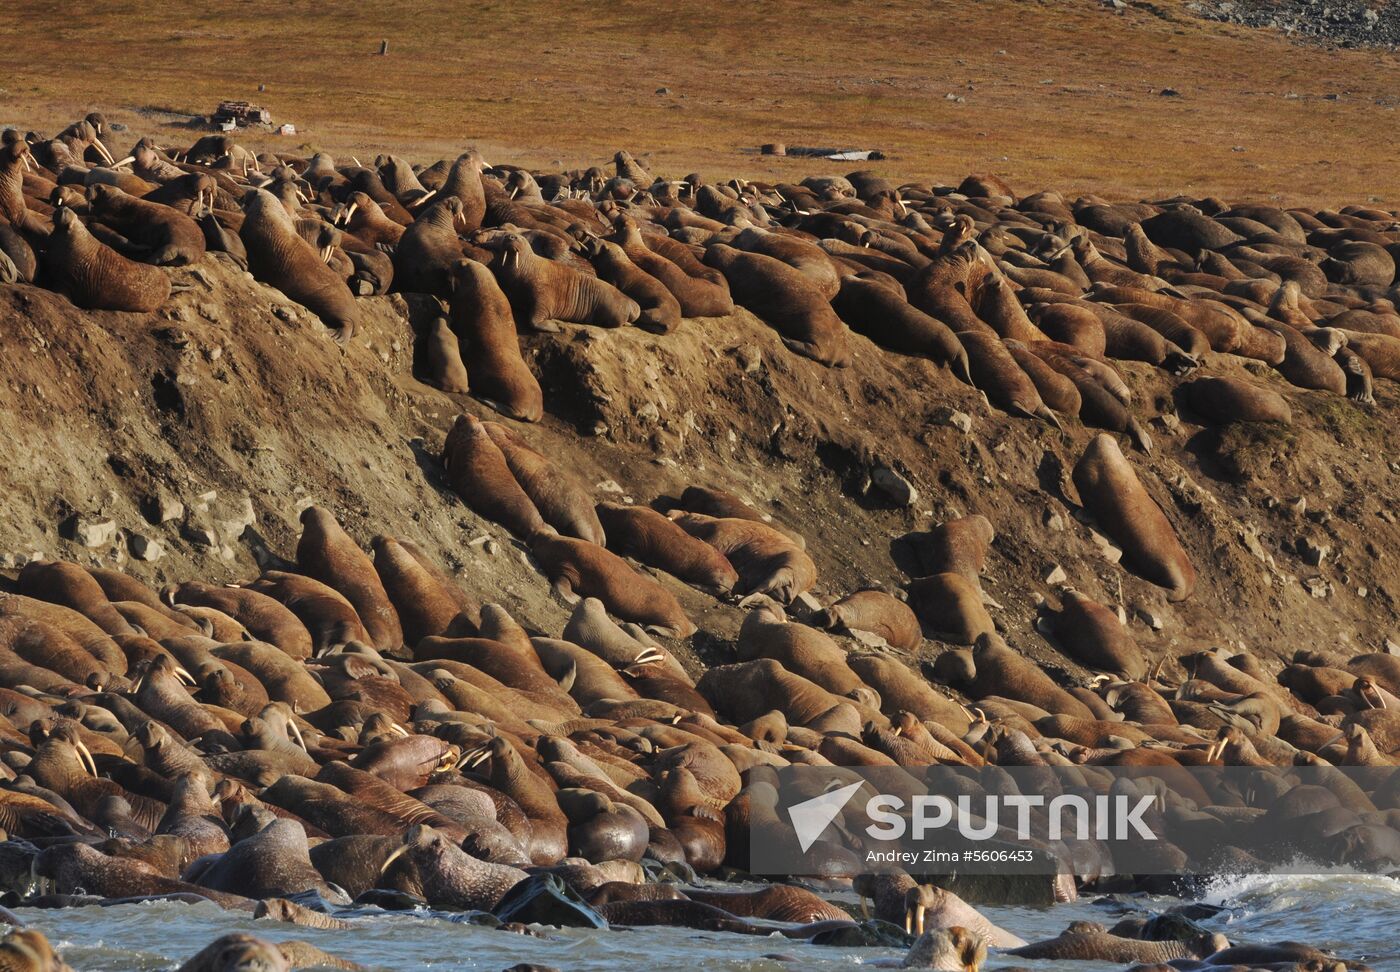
left=19, top=871, right=1399, bottom=970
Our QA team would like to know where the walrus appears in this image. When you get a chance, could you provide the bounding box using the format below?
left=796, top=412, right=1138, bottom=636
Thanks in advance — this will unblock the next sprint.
left=904, top=515, right=995, bottom=583
left=1003, top=339, right=1082, bottom=416
left=585, top=238, right=682, bottom=333
left=900, top=927, right=987, bottom=971
left=608, top=215, right=734, bottom=317
left=392, top=196, right=470, bottom=297
left=1178, top=376, right=1291, bottom=425
left=370, top=536, right=467, bottom=647
left=245, top=570, right=373, bottom=654
left=43, top=207, right=171, bottom=312
left=0, top=929, right=71, bottom=972
left=957, top=330, right=1060, bottom=426
left=816, top=590, right=922, bottom=652
left=1040, top=590, right=1146, bottom=678
left=736, top=600, right=864, bottom=696
left=166, top=582, right=313, bottom=660
left=528, top=527, right=695, bottom=636
left=1072, top=434, right=1197, bottom=601
left=493, top=234, right=639, bottom=329
left=85, top=183, right=205, bottom=266
left=667, top=511, right=816, bottom=603
left=703, top=243, right=851, bottom=366
left=240, top=189, right=358, bottom=344
left=481, top=423, right=605, bottom=544
left=296, top=507, right=403, bottom=652
left=438, top=150, right=488, bottom=230
left=419, top=315, right=472, bottom=393
left=447, top=260, right=544, bottom=421
left=906, top=573, right=995, bottom=645
left=933, top=633, right=1095, bottom=719
left=594, top=503, right=738, bottom=594
left=831, top=274, right=972, bottom=380
left=1007, top=922, right=1227, bottom=964
left=1262, top=322, right=1347, bottom=394
left=440, top=413, right=546, bottom=538
left=173, top=934, right=290, bottom=972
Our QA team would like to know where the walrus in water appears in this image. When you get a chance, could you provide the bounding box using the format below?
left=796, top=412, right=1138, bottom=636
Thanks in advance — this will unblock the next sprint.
left=492, top=234, right=639, bottom=329
left=447, top=260, right=544, bottom=421
left=174, top=933, right=290, bottom=972
left=43, top=207, right=170, bottom=312
left=240, top=188, right=358, bottom=344
left=1072, top=434, right=1197, bottom=601
left=0, top=929, right=72, bottom=972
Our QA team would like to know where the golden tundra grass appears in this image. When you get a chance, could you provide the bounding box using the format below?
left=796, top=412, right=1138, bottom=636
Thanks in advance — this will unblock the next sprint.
left=5, top=0, right=1399, bottom=207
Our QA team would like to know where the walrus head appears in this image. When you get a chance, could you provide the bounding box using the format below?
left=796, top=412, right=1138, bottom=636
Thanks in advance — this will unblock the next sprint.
left=51, top=205, right=84, bottom=236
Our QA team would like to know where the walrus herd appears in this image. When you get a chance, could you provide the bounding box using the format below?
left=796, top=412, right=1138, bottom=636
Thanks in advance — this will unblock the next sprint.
left=0, top=112, right=1396, bottom=970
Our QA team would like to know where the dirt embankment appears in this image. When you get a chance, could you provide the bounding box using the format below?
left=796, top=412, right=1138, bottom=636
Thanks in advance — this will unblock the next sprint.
left=1, top=253, right=1397, bottom=680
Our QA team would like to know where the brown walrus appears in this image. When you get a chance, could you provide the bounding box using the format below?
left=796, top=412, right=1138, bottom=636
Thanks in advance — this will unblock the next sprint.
left=482, top=422, right=605, bottom=544
left=702, top=243, right=851, bottom=366
left=296, top=506, right=404, bottom=652
left=1072, top=433, right=1197, bottom=601
left=240, top=188, right=358, bottom=344
left=43, top=207, right=170, bottom=312
left=585, top=238, right=683, bottom=333
left=528, top=527, right=696, bottom=636
left=85, top=183, right=205, bottom=266
left=492, top=233, right=639, bottom=329
left=594, top=503, right=738, bottom=594
left=440, top=413, right=546, bottom=538
left=419, top=316, right=471, bottom=393
left=667, top=511, right=816, bottom=603
left=817, top=589, right=922, bottom=652
left=447, top=259, right=544, bottom=421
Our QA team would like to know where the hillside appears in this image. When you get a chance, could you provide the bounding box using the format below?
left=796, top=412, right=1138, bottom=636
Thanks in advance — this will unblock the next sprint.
left=3, top=249, right=1396, bottom=683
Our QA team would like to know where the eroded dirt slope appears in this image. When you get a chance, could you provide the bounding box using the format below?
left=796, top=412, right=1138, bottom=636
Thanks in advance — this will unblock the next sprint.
left=0, top=254, right=1397, bottom=681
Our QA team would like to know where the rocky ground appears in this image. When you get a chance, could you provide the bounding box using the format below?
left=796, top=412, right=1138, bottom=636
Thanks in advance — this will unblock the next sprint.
left=3, top=248, right=1396, bottom=685
left=1188, top=0, right=1400, bottom=47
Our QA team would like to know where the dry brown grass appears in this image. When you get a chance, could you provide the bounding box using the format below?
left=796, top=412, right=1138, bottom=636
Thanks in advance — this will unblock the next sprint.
left=5, top=0, right=1399, bottom=207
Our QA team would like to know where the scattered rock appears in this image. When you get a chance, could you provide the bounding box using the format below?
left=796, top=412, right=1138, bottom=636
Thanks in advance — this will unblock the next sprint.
left=128, top=533, right=164, bottom=562
left=1044, top=564, right=1068, bottom=585
left=1160, top=87, right=1181, bottom=97
left=870, top=465, right=919, bottom=507
left=1296, top=534, right=1331, bottom=566
left=65, top=515, right=117, bottom=548
left=928, top=406, right=973, bottom=434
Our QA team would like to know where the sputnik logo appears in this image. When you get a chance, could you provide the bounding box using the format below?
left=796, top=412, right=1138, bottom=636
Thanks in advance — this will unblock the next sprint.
left=787, top=781, right=864, bottom=852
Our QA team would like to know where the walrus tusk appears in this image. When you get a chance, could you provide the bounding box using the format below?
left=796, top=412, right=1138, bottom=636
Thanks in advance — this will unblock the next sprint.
left=634, top=647, right=665, bottom=666
left=288, top=720, right=308, bottom=752
left=21, top=154, right=33, bottom=172
left=75, top=739, right=98, bottom=778
left=378, top=843, right=409, bottom=875
left=321, top=245, right=333, bottom=264
left=416, top=187, right=437, bottom=205
left=459, top=745, right=491, bottom=769
left=509, top=185, right=520, bottom=199
left=174, top=666, right=197, bottom=686
left=351, top=156, right=362, bottom=167
left=95, top=140, right=116, bottom=165
left=389, top=722, right=410, bottom=737
left=110, top=155, right=135, bottom=169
